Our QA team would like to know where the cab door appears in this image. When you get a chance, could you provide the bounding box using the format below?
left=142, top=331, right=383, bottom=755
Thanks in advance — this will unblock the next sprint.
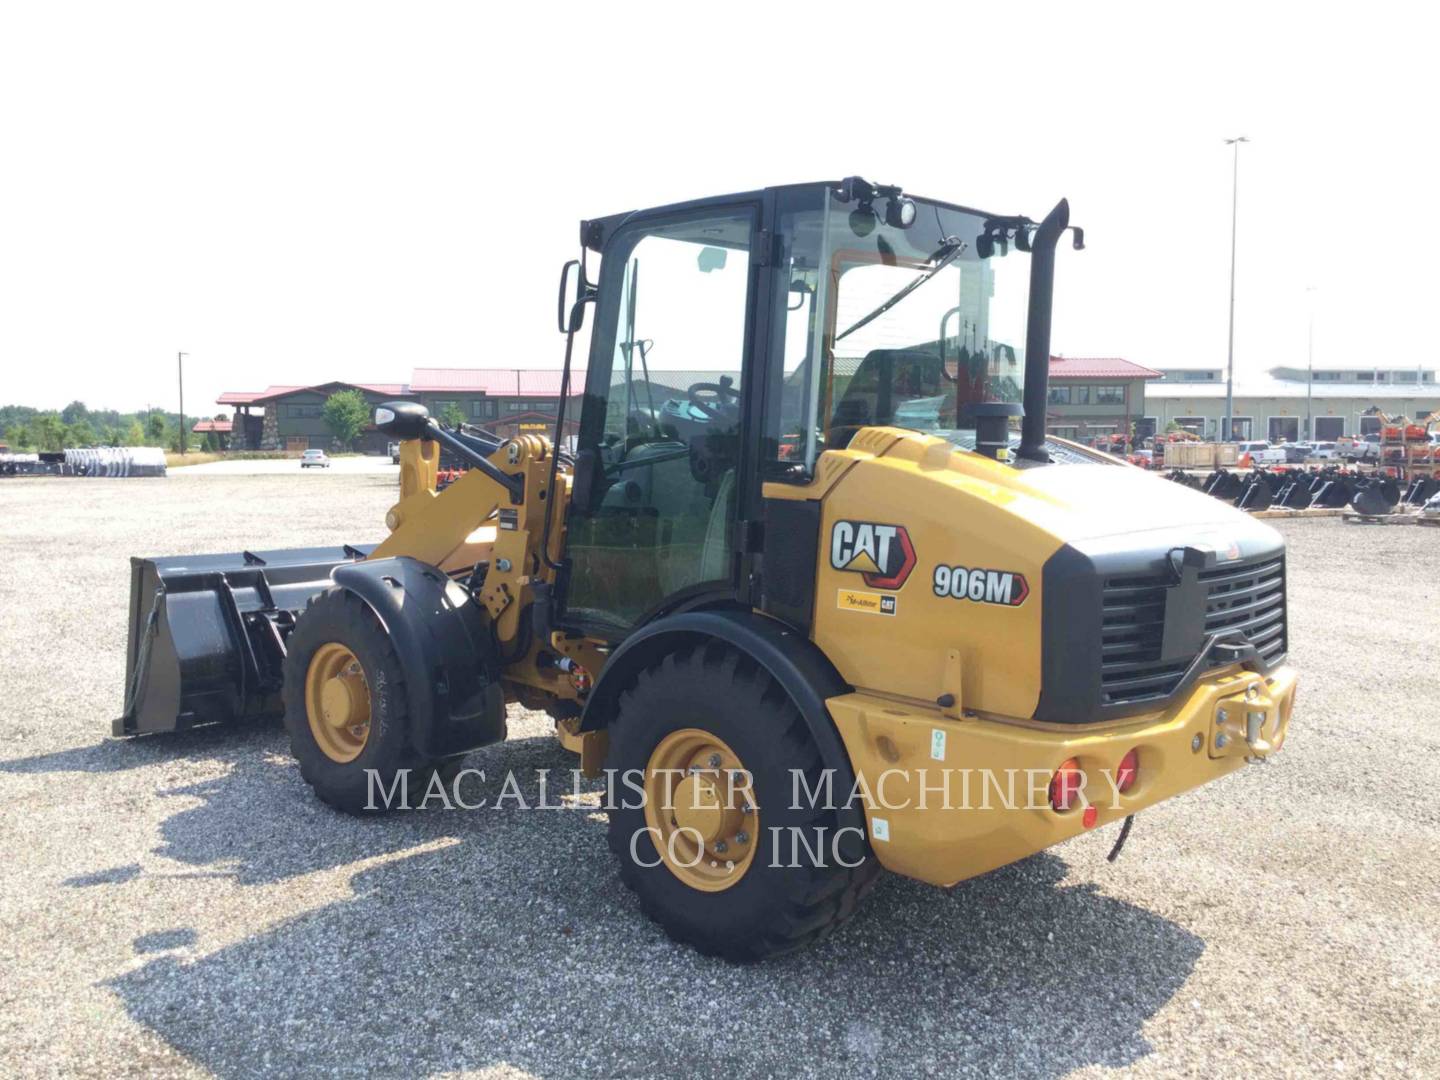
left=563, top=203, right=761, bottom=638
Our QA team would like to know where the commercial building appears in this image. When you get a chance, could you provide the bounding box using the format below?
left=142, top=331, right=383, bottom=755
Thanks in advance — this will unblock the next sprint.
left=190, top=417, right=232, bottom=450
left=1042, top=356, right=1163, bottom=440
left=219, top=357, right=1183, bottom=452
left=218, top=369, right=583, bottom=453
left=1144, top=365, right=1440, bottom=441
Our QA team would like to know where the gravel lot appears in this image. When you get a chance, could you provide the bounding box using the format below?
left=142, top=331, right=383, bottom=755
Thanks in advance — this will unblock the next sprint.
left=1, top=472, right=1437, bottom=1078
left=170, top=456, right=399, bottom=476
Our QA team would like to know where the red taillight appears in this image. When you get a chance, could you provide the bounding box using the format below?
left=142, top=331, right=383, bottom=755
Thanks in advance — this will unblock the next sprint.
left=1116, top=749, right=1140, bottom=793
left=1049, top=758, right=1082, bottom=811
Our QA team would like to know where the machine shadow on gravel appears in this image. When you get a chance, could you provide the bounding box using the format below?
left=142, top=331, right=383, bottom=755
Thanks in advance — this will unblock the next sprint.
left=94, top=727, right=1206, bottom=1078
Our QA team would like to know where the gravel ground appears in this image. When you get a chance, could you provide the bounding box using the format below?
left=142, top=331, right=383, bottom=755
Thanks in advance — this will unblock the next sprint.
left=169, top=456, right=398, bottom=475
left=1, top=473, right=1437, bottom=1079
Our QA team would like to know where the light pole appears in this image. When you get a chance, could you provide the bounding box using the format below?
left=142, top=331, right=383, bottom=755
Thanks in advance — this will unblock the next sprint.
left=178, top=351, right=188, bottom=455
left=1223, top=136, right=1249, bottom=442
left=1305, top=286, right=1316, bottom=440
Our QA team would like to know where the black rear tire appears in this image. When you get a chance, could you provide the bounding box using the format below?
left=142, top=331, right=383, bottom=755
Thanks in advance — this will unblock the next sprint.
left=282, top=588, right=458, bottom=814
left=605, top=642, right=880, bottom=961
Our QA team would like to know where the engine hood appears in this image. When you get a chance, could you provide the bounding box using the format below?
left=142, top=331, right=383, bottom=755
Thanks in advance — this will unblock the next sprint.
left=856, top=429, right=1281, bottom=552
left=1013, top=461, right=1272, bottom=544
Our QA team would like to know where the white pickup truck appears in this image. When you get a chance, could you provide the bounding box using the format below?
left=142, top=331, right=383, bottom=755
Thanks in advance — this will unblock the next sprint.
left=1238, top=440, right=1287, bottom=464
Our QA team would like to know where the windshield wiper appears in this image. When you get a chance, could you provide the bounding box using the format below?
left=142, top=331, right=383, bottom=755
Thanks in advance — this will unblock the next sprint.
left=835, top=236, right=966, bottom=343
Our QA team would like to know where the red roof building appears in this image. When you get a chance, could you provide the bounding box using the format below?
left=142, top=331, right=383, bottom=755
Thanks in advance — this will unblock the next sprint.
left=408, top=368, right=578, bottom=395
left=1044, top=356, right=1162, bottom=442
left=215, top=371, right=582, bottom=452
left=1048, top=356, right=1163, bottom=380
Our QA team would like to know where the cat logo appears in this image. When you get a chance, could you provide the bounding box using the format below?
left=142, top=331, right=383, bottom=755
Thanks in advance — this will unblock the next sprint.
left=830, top=520, right=917, bottom=590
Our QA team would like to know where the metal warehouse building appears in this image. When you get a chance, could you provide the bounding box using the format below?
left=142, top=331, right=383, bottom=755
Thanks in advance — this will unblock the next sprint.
left=1145, top=365, right=1440, bottom=441
left=219, top=369, right=583, bottom=453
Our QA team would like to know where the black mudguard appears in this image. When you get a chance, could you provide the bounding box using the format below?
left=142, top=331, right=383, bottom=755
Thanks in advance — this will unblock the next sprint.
left=331, top=556, right=506, bottom=759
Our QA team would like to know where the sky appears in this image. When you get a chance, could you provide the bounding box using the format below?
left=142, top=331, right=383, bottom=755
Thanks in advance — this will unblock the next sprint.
left=1, top=2, right=1435, bottom=416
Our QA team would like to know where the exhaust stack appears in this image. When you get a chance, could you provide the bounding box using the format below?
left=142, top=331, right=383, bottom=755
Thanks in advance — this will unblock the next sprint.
left=1017, top=198, right=1071, bottom=462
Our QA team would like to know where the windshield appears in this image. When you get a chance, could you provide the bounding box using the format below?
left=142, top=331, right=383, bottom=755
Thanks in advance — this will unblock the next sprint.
left=768, top=188, right=1032, bottom=472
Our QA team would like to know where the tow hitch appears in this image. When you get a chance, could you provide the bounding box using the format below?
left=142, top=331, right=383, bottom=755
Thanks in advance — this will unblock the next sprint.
left=1209, top=677, right=1291, bottom=763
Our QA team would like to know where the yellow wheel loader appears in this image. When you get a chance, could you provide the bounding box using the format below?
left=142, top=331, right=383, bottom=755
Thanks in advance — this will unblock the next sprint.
left=117, top=178, right=1296, bottom=959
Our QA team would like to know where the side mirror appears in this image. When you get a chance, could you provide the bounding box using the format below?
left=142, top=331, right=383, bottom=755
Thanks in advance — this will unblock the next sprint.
left=557, top=259, right=589, bottom=334
left=374, top=401, right=432, bottom=440
left=697, top=246, right=728, bottom=273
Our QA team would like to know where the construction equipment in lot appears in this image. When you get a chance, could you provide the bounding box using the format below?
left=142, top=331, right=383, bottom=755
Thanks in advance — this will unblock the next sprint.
left=1177, top=465, right=1409, bottom=516
left=116, top=178, right=1297, bottom=960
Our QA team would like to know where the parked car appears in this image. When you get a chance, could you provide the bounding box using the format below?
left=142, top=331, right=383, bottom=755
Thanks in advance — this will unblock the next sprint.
left=1280, top=442, right=1330, bottom=464
left=1237, top=440, right=1285, bottom=464
left=1310, top=441, right=1339, bottom=460
left=300, top=449, right=330, bottom=468
left=1341, top=434, right=1383, bottom=462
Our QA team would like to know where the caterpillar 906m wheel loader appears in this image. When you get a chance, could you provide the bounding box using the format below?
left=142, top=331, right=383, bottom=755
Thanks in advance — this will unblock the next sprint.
left=117, top=177, right=1296, bottom=960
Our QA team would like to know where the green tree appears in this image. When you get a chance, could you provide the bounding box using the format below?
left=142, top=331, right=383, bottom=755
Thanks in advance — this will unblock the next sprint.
left=7, top=422, right=34, bottom=449
left=67, top=420, right=97, bottom=447
left=123, top=421, right=145, bottom=446
left=60, top=400, right=89, bottom=426
left=439, top=402, right=465, bottom=429
left=34, top=414, right=66, bottom=451
left=146, top=413, right=169, bottom=445
left=322, top=389, right=369, bottom=449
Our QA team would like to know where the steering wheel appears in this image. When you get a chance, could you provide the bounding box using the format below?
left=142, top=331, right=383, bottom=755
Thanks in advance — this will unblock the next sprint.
left=686, top=379, right=741, bottom=421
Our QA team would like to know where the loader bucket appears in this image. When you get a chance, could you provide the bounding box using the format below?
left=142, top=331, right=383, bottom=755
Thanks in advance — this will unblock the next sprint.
left=1235, top=473, right=1274, bottom=511
left=1278, top=475, right=1314, bottom=509
left=115, top=544, right=374, bottom=736
left=1350, top=478, right=1400, bottom=516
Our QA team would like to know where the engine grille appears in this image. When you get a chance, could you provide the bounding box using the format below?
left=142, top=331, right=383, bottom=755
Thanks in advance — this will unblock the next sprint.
left=1099, top=555, right=1287, bottom=706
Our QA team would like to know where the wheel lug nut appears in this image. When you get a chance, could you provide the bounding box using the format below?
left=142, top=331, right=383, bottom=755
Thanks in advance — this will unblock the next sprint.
left=742, top=804, right=753, bottom=815
left=735, top=831, right=749, bottom=844
left=708, top=753, right=721, bottom=768
left=714, top=840, right=728, bottom=854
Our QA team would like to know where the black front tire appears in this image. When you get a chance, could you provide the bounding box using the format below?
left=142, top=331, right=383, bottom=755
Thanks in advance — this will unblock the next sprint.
left=605, top=642, right=879, bottom=961
left=282, top=588, right=456, bottom=814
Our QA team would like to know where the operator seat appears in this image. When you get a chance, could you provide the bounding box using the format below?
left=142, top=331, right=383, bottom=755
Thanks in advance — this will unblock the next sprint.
left=828, top=348, right=948, bottom=449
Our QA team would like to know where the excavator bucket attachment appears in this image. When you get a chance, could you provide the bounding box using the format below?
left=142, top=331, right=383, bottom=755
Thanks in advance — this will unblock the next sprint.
left=1350, top=477, right=1400, bottom=517
left=115, top=544, right=373, bottom=736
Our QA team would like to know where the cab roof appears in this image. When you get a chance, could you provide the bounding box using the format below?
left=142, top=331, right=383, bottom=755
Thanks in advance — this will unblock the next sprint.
left=580, top=179, right=1012, bottom=253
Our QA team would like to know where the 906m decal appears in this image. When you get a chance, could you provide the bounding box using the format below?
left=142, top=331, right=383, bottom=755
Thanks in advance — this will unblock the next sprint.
left=933, top=565, right=1030, bottom=606
left=830, top=520, right=916, bottom=590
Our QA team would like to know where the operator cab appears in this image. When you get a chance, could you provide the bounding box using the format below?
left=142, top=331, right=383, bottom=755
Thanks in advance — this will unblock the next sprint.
left=559, top=179, right=1082, bottom=640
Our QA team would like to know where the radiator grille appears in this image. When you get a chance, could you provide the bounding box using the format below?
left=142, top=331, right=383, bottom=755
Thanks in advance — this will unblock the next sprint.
left=1100, top=555, right=1286, bottom=706
left=1199, top=556, right=1287, bottom=665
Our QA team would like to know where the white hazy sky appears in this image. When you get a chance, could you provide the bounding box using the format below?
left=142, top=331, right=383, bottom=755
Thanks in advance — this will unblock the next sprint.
left=1, top=2, right=1435, bottom=415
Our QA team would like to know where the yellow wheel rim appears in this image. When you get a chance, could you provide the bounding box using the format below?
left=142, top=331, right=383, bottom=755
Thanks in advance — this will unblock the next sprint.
left=304, top=642, right=372, bottom=763
left=642, top=728, right=758, bottom=893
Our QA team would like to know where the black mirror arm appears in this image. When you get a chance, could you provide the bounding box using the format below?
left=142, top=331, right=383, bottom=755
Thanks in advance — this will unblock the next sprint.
left=424, top=420, right=525, bottom=503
